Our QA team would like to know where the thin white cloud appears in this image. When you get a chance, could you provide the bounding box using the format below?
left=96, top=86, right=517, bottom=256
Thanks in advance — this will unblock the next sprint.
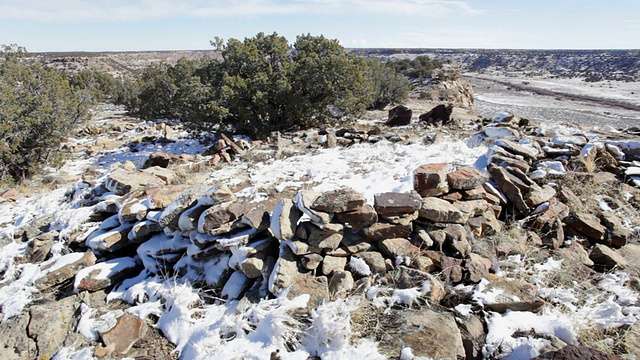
left=0, top=0, right=481, bottom=21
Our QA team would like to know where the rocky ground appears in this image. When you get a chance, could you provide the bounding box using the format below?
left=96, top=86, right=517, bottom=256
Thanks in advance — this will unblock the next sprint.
left=1, top=98, right=640, bottom=359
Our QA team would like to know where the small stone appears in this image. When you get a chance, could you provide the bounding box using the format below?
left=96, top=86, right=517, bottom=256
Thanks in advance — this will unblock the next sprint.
left=418, top=197, right=466, bottom=223
left=335, top=204, right=378, bottom=231
left=378, top=238, right=421, bottom=259
left=373, top=192, right=422, bottom=215
left=301, top=253, right=324, bottom=270
left=240, top=257, right=265, bottom=278
left=328, top=270, right=354, bottom=297
left=364, top=222, right=413, bottom=241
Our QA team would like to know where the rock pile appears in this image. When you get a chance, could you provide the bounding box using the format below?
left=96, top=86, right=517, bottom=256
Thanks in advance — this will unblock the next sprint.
left=2, top=110, right=640, bottom=359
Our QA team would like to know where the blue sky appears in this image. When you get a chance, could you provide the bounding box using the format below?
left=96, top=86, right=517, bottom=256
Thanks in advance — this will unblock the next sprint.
left=1, top=0, right=639, bottom=52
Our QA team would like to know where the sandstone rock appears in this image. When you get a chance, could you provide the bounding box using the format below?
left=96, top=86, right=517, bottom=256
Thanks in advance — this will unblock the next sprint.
left=440, top=255, right=464, bottom=283
left=74, top=257, right=138, bottom=292
left=491, top=153, right=531, bottom=173
left=334, top=204, right=377, bottom=230
left=541, top=218, right=565, bottom=249
left=143, top=151, right=171, bottom=168
left=328, top=270, right=354, bottom=297
left=617, top=243, right=640, bottom=276
left=286, top=240, right=321, bottom=256
left=557, top=186, right=582, bottom=207
left=496, top=139, right=538, bottom=161
left=241, top=204, right=270, bottom=232
left=414, top=163, right=449, bottom=197
left=128, top=219, right=163, bottom=243
left=301, top=253, right=324, bottom=271
left=307, top=223, right=344, bottom=250
left=240, top=257, right=264, bottom=278
left=526, top=184, right=557, bottom=207
left=0, top=312, right=36, bottom=359
left=221, top=271, right=252, bottom=300
left=386, top=105, right=412, bottom=127
left=447, top=167, right=489, bottom=190
left=382, top=309, right=465, bottom=360
left=379, top=238, right=421, bottom=260
left=565, top=212, right=606, bottom=242
left=622, top=322, right=640, bottom=357
left=101, top=313, right=147, bottom=355
left=141, top=166, right=176, bottom=184
left=205, top=183, right=237, bottom=203
left=36, top=252, right=97, bottom=290
left=293, top=190, right=333, bottom=225
left=533, top=345, right=623, bottom=360
left=364, top=222, right=412, bottom=241
left=373, top=192, right=422, bottom=215
left=286, top=274, right=330, bottom=310
left=480, top=277, right=544, bottom=313
left=354, top=251, right=387, bottom=274
left=599, top=212, right=632, bottom=247
left=443, top=224, right=471, bottom=257
left=156, top=187, right=203, bottom=229
left=147, top=184, right=195, bottom=209
left=457, top=314, right=486, bottom=360
left=105, top=168, right=165, bottom=195
left=321, top=255, right=347, bottom=276
left=341, top=228, right=374, bottom=254
left=85, top=224, right=133, bottom=253
left=555, top=242, right=594, bottom=267
left=28, top=296, right=80, bottom=360
left=487, top=163, right=529, bottom=214
left=465, top=253, right=493, bottom=283
left=461, top=185, right=487, bottom=200
left=178, top=204, right=210, bottom=232
left=270, top=199, right=302, bottom=241
left=118, top=191, right=149, bottom=222
left=26, top=233, right=56, bottom=263
left=418, top=197, right=466, bottom=223
left=269, top=246, right=302, bottom=295
left=198, top=201, right=246, bottom=233
left=312, top=187, right=366, bottom=213
left=467, top=212, right=502, bottom=237
left=531, top=198, right=568, bottom=230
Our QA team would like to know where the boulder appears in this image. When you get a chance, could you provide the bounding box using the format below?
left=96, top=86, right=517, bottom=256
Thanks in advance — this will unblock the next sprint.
left=307, top=223, right=344, bottom=250
left=420, top=104, right=454, bottom=125
left=286, top=274, right=330, bottom=310
left=386, top=105, right=412, bottom=127
left=28, top=296, right=80, bottom=360
left=464, top=253, right=492, bottom=283
left=143, top=151, right=171, bottom=168
left=321, top=255, right=347, bottom=276
left=414, top=163, right=449, bottom=197
left=525, top=185, right=557, bottom=207
left=74, top=256, right=138, bottom=292
left=141, top=166, right=176, bottom=184
left=198, top=201, right=246, bottom=233
left=268, top=246, right=302, bottom=295
left=565, top=213, right=606, bottom=242
left=157, top=187, right=203, bottom=229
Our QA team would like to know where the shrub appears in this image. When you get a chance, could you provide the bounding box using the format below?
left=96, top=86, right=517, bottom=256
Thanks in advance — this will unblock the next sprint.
left=123, top=33, right=411, bottom=139
left=0, top=45, right=91, bottom=182
left=69, top=69, right=123, bottom=102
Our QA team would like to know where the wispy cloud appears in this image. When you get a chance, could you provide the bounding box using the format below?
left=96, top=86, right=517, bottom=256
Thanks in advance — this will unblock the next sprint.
left=0, top=0, right=481, bottom=21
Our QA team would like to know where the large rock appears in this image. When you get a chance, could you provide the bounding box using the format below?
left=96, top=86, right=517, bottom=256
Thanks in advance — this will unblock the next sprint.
left=364, top=222, right=412, bottom=241
left=487, top=163, right=529, bottom=214
left=85, top=224, right=134, bottom=253
left=478, top=277, right=544, bottom=313
left=496, top=139, right=538, bottom=161
left=307, top=223, right=344, bottom=250
left=414, top=163, right=449, bottom=197
left=565, top=213, right=606, bottom=242
left=600, top=212, right=633, bottom=247
left=381, top=309, right=465, bottom=360
left=74, top=257, right=138, bottom=292
left=268, top=246, right=302, bottom=295
left=101, top=313, right=147, bottom=355
left=157, top=187, right=203, bottom=229
left=386, top=105, right=412, bottom=127
left=379, top=238, right=421, bottom=259
left=270, top=199, right=302, bottom=241
left=525, top=184, right=557, bottom=207
left=321, top=255, right=347, bottom=276
left=618, top=244, right=640, bottom=277
left=143, top=151, right=171, bottom=168
left=198, top=201, right=246, bottom=233
left=590, top=244, right=629, bottom=270
left=533, top=345, right=623, bottom=360
left=373, top=192, right=422, bottom=215
left=286, top=274, right=330, bottom=311
left=312, top=187, right=366, bottom=213
left=293, top=190, right=333, bottom=225
left=28, top=296, right=80, bottom=360
left=418, top=197, right=466, bottom=223
left=354, top=251, right=387, bottom=274
left=105, top=168, right=166, bottom=195
left=447, top=167, right=489, bottom=190
left=36, top=252, right=97, bottom=290
left=0, top=312, right=36, bottom=359
left=335, top=204, right=378, bottom=231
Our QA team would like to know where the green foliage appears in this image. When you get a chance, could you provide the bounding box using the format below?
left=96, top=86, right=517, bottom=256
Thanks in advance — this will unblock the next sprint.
left=123, top=33, right=411, bottom=139
left=0, top=45, right=91, bottom=182
left=69, top=69, right=122, bottom=102
left=389, top=55, right=444, bottom=80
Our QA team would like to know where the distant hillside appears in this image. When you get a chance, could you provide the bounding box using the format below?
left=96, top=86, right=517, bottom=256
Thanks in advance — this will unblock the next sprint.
left=352, top=49, right=640, bottom=82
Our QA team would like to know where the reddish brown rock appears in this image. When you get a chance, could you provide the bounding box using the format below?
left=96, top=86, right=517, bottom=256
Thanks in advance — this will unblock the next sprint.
left=414, top=163, right=449, bottom=197
left=447, top=167, right=489, bottom=190
left=590, top=244, right=628, bottom=270
left=565, top=212, right=606, bottom=242
left=36, top=252, right=97, bottom=290
left=533, top=345, right=623, bottom=360
left=487, top=163, right=529, bottom=214
left=335, top=204, right=378, bottom=231
left=143, top=151, right=171, bottom=168
left=378, top=238, right=421, bottom=259
left=101, top=313, right=147, bottom=355
left=418, top=197, right=466, bottom=224
left=374, top=192, right=422, bottom=215
left=364, top=222, right=412, bottom=241
left=354, top=251, right=387, bottom=274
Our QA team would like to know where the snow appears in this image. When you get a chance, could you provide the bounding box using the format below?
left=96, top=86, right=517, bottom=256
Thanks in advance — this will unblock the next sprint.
left=349, top=257, right=371, bottom=276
